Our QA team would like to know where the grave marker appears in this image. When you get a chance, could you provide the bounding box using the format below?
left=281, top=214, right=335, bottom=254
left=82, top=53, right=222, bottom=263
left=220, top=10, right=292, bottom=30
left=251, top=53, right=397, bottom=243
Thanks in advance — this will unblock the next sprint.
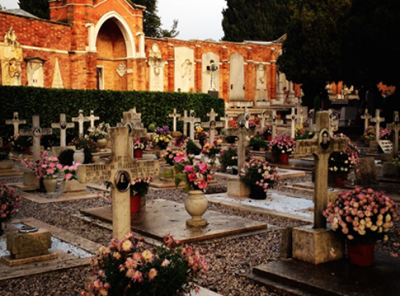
left=168, top=108, right=181, bottom=132
left=260, top=110, right=271, bottom=132
left=20, top=116, right=52, bottom=162
left=51, top=114, right=74, bottom=147
left=78, top=127, right=159, bottom=240
left=271, top=110, right=283, bottom=139
left=285, top=108, right=298, bottom=139
left=328, top=110, right=339, bottom=136
left=201, top=108, right=223, bottom=143
left=72, top=110, right=90, bottom=136
left=6, top=112, right=26, bottom=135
left=387, top=111, right=400, bottom=156
left=244, top=107, right=254, bottom=128
left=371, top=110, right=385, bottom=142
left=86, top=110, right=99, bottom=130
left=296, top=112, right=347, bottom=229
left=297, top=109, right=308, bottom=126
left=361, top=109, right=372, bottom=131
left=179, top=110, right=200, bottom=140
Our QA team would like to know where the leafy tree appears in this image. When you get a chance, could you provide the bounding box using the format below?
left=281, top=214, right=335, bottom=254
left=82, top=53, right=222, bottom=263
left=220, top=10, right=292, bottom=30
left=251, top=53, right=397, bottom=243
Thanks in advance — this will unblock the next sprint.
left=277, top=0, right=351, bottom=107
left=221, top=0, right=292, bottom=42
left=18, top=0, right=50, bottom=19
left=0, top=4, right=5, bottom=10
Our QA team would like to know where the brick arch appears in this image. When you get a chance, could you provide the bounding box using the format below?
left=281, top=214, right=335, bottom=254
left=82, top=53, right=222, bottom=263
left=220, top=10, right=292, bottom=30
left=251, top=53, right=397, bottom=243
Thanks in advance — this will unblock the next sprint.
left=94, top=11, right=136, bottom=58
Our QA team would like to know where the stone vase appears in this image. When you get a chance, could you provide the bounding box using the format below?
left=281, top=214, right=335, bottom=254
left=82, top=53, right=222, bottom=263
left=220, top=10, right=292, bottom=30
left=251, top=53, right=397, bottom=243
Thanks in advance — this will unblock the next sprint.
left=43, top=177, right=57, bottom=193
left=74, top=150, right=85, bottom=164
left=97, top=138, right=108, bottom=151
left=184, top=190, right=208, bottom=227
left=0, top=160, right=13, bottom=170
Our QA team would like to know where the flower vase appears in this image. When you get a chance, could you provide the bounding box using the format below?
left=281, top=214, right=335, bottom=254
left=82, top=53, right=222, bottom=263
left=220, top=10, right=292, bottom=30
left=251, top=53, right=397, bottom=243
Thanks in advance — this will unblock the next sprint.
left=334, top=173, right=348, bottom=187
left=347, top=241, right=375, bottom=266
left=97, top=138, right=108, bottom=151
left=43, top=177, right=57, bottom=193
left=279, top=153, right=289, bottom=164
left=249, top=186, right=267, bottom=200
left=184, top=190, right=208, bottom=227
left=130, top=195, right=141, bottom=213
left=267, top=135, right=272, bottom=141
left=134, top=149, right=143, bottom=159
left=74, top=149, right=85, bottom=164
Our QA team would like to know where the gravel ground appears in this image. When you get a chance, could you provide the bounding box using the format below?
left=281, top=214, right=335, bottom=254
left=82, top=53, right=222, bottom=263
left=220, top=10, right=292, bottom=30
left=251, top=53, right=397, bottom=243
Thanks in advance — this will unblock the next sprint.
left=1, top=179, right=400, bottom=295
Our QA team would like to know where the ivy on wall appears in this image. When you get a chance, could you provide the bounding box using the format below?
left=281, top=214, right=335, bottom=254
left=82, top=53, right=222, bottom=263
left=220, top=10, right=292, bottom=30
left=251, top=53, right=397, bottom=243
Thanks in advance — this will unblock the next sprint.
left=0, top=86, right=225, bottom=142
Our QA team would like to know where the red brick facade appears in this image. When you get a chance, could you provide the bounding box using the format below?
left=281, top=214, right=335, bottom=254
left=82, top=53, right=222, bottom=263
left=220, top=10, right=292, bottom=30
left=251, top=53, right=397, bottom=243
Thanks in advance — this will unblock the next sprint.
left=0, top=0, right=301, bottom=102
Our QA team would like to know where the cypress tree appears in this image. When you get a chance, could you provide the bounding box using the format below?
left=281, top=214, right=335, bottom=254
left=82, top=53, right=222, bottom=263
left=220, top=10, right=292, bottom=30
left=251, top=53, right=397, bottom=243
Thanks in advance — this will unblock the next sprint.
left=18, top=0, right=50, bottom=19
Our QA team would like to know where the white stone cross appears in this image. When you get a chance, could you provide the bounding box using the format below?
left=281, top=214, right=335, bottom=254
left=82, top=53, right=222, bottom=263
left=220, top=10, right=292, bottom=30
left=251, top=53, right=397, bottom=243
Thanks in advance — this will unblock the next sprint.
left=51, top=114, right=74, bottom=147
left=371, top=110, right=385, bottom=142
left=201, top=108, right=224, bottom=143
left=168, top=108, right=181, bottom=132
left=361, top=109, right=372, bottom=131
left=328, top=110, right=339, bottom=136
left=271, top=110, right=283, bottom=139
left=298, top=109, right=308, bottom=126
left=86, top=110, right=100, bottom=130
left=120, top=111, right=147, bottom=158
left=225, top=114, right=256, bottom=174
left=260, top=110, right=271, bottom=132
left=20, top=116, right=52, bottom=162
left=78, top=127, right=160, bottom=240
left=6, top=112, right=26, bottom=135
left=220, top=111, right=234, bottom=131
left=296, top=111, right=348, bottom=229
left=72, top=110, right=90, bottom=136
left=243, top=107, right=255, bottom=128
left=387, top=111, right=400, bottom=157
left=285, top=108, right=298, bottom=139
left=179, top=110, right=200, bottom=140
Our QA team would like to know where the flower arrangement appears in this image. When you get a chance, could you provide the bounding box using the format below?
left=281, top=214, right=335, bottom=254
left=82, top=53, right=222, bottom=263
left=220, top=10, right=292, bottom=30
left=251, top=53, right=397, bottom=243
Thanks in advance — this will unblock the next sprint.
left=218, top=145, right=250, bottom=171
left=62, top=164, right=81, bottom=181
left=0, top=184, right=22, bottom=225
left=89, top=122, right=110, bottom=140
left=83, top=232, right=208, bottom=296
left=228, top=120, right=237, bottom=129
left=152, top=126, right=172, bottom=149
left=248, top=134, right=268, bottom=151
left=194, top=124, right=203, bottom=134
left=202, top=140, right=222, bottom=158
left=249, top=121, right=257, bottom=128
left=323, top=188, right=399, bottom=245
left=186, top=139, right=202, bottom=155
left=163, top=148, right=185, bottom=166
left=269, top=134, right=296, bottom=154
left=133, top=137, right=150, bottom=150
left=8, top=134, right=32, bottom=152
left=240, top=158, right=280, bottom=194
left=70, top=136, right=99, bottom=164
left=328, top=134, right=360, bottom=179
left=21, top=150, right=62, bottom=179
left=175, top=134, right=188, bottom=149
left=130, top=177, right=154, bottom=197
left=363, top=126, right=376, bottom=141
left=263, top=125, right=272, bottom=136
left=197, top=131, right=208, bottom=147
left=379, top=127, right=392, bottom=140
left=294, top=124, right=315, bottom=140
left=162, top=154, right=213, bottom=193
left=0, top=140, right=12, bottom=161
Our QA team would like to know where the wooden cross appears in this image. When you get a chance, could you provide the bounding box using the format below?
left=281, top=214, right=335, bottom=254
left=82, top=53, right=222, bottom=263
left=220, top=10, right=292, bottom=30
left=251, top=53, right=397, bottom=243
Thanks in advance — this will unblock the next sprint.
left=168, top=108, right=181, bottom=132
left=86, top=110, right=99, bottom=130
left=72, top=110, right=90, bottom=136
left=387, top=111, right=400, bottom=157
left=296, top=112, right=347, bottom=229
left=179, top=110, right=200, bottom=140
left=243, top=107, right=255, bottom=128
left=271, top=110, right=283, bottom=139
left=360, top=109, right=372, bottom=131
left=78, top=127, right=160, bottom=240
left=371, top=110, right=385, bottom=142
left=285, top=108, right=298, bottom=139
left=328, top=110, right=339, bottom=136
left=259, top=110, right=271, bottom=132
left=6, top=112, right=26, bottom=135
left=201, top=108, right=224, bottom=143
left=51, top=114, right=74, bottom=147
left=225, top=114, right=256, bottom=174
left=20, top=116, right=52, bottom=162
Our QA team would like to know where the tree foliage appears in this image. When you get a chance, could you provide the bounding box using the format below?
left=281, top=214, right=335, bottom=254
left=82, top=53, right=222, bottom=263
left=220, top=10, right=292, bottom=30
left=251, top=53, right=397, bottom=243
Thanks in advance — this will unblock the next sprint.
left=18, top=0, right=50, bottom=19
left=222, top=0, right=291, bottom=42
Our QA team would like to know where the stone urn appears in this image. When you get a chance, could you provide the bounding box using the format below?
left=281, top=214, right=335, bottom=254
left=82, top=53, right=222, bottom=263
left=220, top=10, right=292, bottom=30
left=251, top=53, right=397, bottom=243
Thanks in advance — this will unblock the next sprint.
left=74, top=149, right=85, bottom=164
left=43, top=177, right=57, bottom=193
left=184, top=190, right=208, bottom=227
left=97, top=138, right=108, bottom=151
left=0, top=160, right=13, bottom=170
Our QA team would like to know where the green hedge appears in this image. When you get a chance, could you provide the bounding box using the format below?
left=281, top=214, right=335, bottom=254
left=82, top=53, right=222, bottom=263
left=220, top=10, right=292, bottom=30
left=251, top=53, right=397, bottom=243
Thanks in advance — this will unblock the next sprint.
left=0, top=86, right=225, bottom=141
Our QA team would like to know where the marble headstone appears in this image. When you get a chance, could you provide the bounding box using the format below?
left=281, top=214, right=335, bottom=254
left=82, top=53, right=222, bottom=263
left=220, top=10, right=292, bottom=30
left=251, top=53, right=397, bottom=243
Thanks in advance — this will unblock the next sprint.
left=174, top=47, right=194, bottom=92
left=202, top=52, right=220, bottom=93
left=148, top=43, right=164, bottom=92
left=255, top=64, right=268, bottom=101
left=229, top=53, right=245, bottom=100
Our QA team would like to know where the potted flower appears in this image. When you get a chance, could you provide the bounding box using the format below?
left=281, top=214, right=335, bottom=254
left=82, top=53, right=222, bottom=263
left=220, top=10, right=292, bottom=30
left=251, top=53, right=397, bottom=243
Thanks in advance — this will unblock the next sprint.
left=89, top=122, right=110, bottom=151
left=0, top=184, right=22, bottom=236
left=202, top=140, right=222, bottom=166
left=133, top=137, right=150, bottom=159
left=379, top=127, right=392, bottom=140
left=197, top=131, right=208, bottom=148
left=186, top=139, right=202, bottom=155
left=175, top=134, right=188, bottom=149
left=328, top=134, right=360, bottom=186
left=0, top=139, right=12, bottom=169
left=69, top=136, right=98, bottom=164
left=323, top=188, right=399, bottom=266
left=152, top=126, right=172, bottom=150
left=248, top=133, right=268, bottom=151
left=294, top=124, right=315, bottom=140
left=129, top=177, right=153, bottom=213
left=40, top=153, right=63, bottom=193
left=82, top=232, right=208, bottom=296
left=363, top=125, right=376, bottom=143
left=8, top=134, right=32, bottom=153
left=269, top=134, right=296, bottom=164
left=162, top=154, right=213, bottom=226
left=240, top=158, right=280, bottom=199
left=218, top=145, right=250, bottom=174
left=60, top=163, right=85, bottom=193
left=263, top=125, right=272, bottom=141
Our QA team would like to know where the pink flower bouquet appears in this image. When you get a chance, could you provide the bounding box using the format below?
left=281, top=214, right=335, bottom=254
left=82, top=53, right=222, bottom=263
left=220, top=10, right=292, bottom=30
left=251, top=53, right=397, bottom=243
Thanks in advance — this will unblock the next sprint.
left=0, top=183, right=22, bottom=224
left=20, top=150, right=62, bottom=179
left=269, top=134, right=296, bottom=154
left=62, top=164, right=81, bottom=181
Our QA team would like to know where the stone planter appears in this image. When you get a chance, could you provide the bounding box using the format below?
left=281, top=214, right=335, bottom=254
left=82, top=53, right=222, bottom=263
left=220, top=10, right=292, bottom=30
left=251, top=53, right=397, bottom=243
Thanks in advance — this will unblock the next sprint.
left=97, top=138, right=108, bottom=151
left=43, top=178, right=57, bottom=193
left=184, top=190, right=208, bottom=227
left=60, top=180, right=86, bottom=193
left=0, top=160, right=13, bottom=170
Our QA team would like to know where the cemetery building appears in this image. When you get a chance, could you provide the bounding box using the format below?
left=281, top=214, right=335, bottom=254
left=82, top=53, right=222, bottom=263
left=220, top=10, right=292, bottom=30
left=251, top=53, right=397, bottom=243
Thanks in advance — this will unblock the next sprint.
left=0, top=0, right=301, bottom=103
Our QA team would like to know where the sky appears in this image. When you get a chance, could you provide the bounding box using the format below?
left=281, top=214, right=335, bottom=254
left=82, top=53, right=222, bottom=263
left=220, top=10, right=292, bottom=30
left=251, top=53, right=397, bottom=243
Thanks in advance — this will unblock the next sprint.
left=1, top=0, right=227, bottom=41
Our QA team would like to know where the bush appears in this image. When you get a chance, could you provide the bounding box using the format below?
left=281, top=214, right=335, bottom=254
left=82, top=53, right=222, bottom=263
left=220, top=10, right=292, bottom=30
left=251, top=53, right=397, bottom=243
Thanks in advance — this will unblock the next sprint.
left=186, top=140, right=201, bottom=155
left=58, top=149, right=75, bottom=166
left=0, top=184, right=22, bottom=224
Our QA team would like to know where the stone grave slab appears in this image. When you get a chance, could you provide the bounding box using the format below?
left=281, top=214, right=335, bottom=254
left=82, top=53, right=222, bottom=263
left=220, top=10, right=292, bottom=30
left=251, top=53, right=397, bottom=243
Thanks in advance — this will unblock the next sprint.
left=17, top=188, right=98, bottom=204
left=251, top=251, right=400, bottom=296
left=80, top=199, right=268, bottom=244
left=0, top=168, right=23, bottom=178
left=273, top=158, right=315, bottom=171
